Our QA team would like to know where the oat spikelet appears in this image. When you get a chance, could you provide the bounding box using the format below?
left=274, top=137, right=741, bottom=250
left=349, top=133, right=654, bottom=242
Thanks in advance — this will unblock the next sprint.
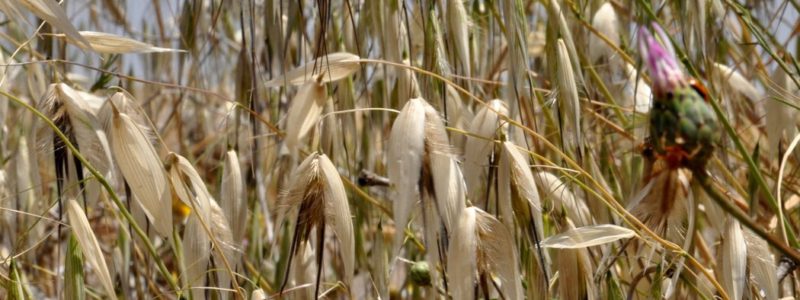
left=443, top=85, right=472, bottom=148
left=290, top=242, right=316, bottom=300
left=281, top=153, right=355, bottom=291
left=500, top=0, right=530, bottom=114
left=182, top=203, right=209, bottom=299
left=535, top=171, right=592, bottom=227
left=221, top=150, right=247, bottom=247
left=445, top=0, right=471, bottom=78
left=712, top=63, right=762, bottom=104
left=476, top=208, right=523, bottom=300
left=66, top=199, right=117, bottom=300
left=39, top=83, right=113, bottom=178
left=108, top=104, right=172, bottom=237
left=449, top=207, right=523, bottom=299
left=265, top=52, right=360, bottom=87
left=622, top=63, right=653, bottom=114
left=168, top=153, right=238, bottom=298
left=718, top=218, right=747, bottom=300
left=423, top=102, right=465, bottom=232
left=285, top=82, right=327, bottom=152
left=317, top=153, right=355, bottom=285
left=499, top=141, right=543, bottom=233
left=100, top=93, right=148, bottom=128
left=464, top=100, right=508, bottom=201
left=743, top=229, right=778, bottom=299
left=448, top=206, right=478, bottom=300
left=588, top=3, right=620, bottom=64
left=765, top=62, right=799, bottom=158
left=549, top=1, right=584, bottom=82
left=207, top=197, right=237, bottom=299
left=10, top=0, right=93, bottom=51
left=429, top=153, right=466, bottom=233
left=541, top=224, right=636, bottom=249
left=388, top=97, right=463, bottom=291
left=498, top=141, right=548, bottom=294
left=251, top=288, right=267, bottom=300
left=387, top=98, right=426, bottom=251
left=11, top=137, right=36, bottom=241
left=69, top=31, right=186, bottom=53
left=555, top=221, right=596, bottom=300
left=168, top=153, right=214, bottom=299
left=556, top=39, right=582, bottom=155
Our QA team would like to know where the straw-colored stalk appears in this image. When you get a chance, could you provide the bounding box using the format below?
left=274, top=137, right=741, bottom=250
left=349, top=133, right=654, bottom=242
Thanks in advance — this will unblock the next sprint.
left=0, top=170, right=7, bottom=228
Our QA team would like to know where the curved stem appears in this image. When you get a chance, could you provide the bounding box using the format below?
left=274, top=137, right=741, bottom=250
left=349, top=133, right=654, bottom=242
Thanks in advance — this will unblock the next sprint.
left=696, top=173, right=800, bottom=264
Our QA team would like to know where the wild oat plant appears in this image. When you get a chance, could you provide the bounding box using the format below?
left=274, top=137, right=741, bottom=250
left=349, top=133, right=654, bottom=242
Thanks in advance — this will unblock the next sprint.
left=1, top=1, right=800, bottom=299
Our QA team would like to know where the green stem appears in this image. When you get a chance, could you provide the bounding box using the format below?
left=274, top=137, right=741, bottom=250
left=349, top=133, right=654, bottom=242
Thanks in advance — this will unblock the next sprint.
left=0, top=90, right=182, bottom=296
left=696, top=173, right=800, bottom=264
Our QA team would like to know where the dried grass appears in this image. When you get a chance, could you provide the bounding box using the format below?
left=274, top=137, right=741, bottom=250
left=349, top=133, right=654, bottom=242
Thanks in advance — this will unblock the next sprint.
left=1, top=2, right=798, bottom=299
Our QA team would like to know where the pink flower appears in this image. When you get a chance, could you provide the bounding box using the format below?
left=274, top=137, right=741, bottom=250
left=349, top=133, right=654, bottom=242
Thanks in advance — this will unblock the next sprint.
left=638, top=23, right=687, bottom=96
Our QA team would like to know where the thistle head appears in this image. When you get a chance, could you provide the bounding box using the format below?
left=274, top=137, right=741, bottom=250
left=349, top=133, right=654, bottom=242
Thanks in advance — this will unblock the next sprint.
left=638, top=23, right=687, bottom=97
